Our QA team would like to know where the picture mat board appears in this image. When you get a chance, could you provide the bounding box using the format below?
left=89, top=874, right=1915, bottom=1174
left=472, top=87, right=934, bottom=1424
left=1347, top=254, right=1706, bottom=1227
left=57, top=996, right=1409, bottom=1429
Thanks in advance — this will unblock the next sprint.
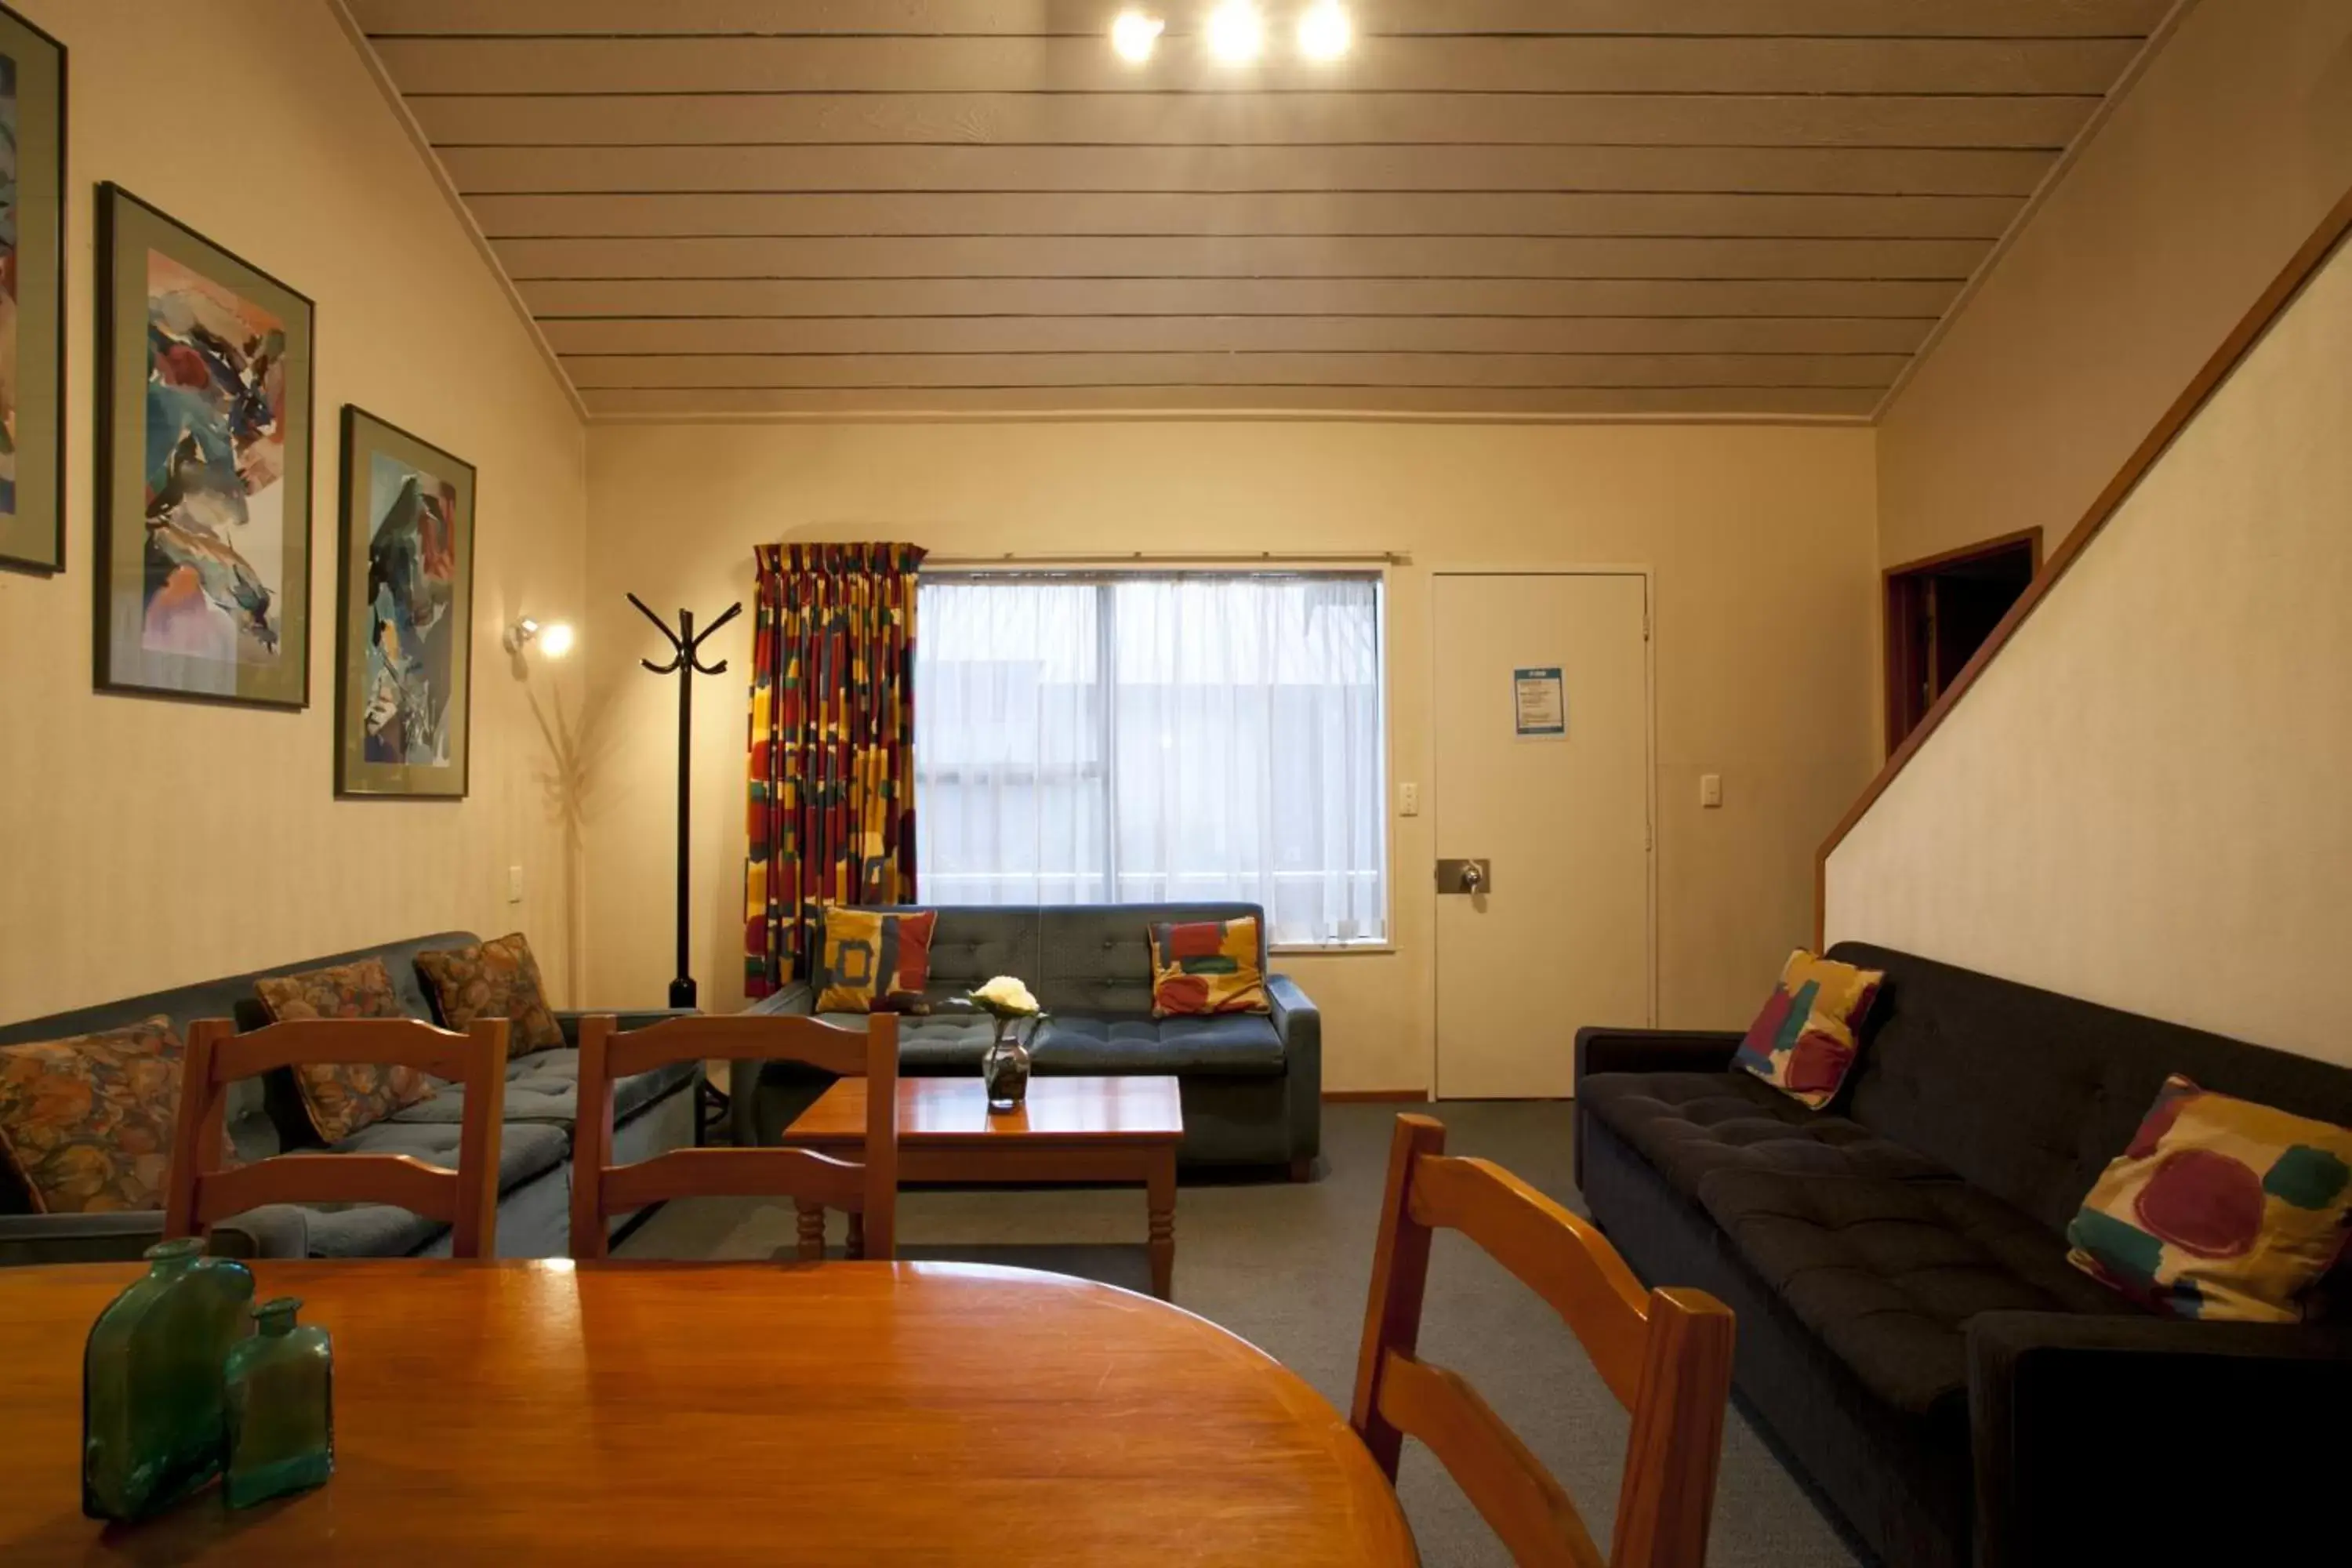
left=95, top=184, right=314, bottom=706
left=0, top=5, right=64, bottom=572
left=336, top=405, right=477, bottom=800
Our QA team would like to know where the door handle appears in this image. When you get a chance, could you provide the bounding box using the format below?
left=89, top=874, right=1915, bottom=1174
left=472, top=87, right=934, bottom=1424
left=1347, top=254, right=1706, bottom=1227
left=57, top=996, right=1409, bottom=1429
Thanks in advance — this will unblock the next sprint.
left=1436, top=858, right=1493, bottom=895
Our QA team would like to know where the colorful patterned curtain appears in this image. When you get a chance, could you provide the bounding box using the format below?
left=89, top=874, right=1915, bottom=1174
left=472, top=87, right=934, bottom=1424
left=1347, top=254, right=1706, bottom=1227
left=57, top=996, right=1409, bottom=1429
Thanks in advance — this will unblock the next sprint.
left=743, top=543, right=927, bottom=997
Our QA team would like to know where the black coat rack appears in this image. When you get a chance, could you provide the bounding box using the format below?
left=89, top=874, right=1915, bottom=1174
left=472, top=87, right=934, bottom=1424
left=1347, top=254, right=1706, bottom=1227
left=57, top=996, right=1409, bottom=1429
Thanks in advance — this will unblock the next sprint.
left=630, top=593, right=743, bottom=1010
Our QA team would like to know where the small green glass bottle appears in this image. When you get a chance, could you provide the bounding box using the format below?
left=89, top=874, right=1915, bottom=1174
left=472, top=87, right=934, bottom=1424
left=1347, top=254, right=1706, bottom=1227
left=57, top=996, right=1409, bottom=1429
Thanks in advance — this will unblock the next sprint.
left=223, top=1298, right=334, bottom=1508
left=82, top=1237, right=256, bottom=1521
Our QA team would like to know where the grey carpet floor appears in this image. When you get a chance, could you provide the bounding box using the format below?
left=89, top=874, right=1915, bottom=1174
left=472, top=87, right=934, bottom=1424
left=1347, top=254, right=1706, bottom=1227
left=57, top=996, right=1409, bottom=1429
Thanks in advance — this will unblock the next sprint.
left=620, top=1101, right=1862, bottom=1568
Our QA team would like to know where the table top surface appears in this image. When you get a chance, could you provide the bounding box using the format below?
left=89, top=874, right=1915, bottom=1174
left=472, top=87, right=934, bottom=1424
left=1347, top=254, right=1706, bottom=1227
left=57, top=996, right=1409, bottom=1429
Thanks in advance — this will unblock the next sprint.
left=1, top=1259, right=1414, bottom=1566
left=787, top=1074, right=1185, bottom=1143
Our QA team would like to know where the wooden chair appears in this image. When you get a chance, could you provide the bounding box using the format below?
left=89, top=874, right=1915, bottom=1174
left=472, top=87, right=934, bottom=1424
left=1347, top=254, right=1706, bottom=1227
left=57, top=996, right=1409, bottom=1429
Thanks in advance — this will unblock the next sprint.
left=570, top=1013, right=898, bottom=1261
left=165, top=1017, right=510, bottom=1258
left=1350, top=1114, right=1737, bottom=1568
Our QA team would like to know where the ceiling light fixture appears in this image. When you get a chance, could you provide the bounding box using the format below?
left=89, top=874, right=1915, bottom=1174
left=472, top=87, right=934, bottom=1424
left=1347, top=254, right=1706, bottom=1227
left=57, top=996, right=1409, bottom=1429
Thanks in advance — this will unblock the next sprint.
left=1110, top=10, right=1164, bottom=63
left=1206, top=1, right=1265, bottom=64
left=1297, top=2, right=1352, bottom=61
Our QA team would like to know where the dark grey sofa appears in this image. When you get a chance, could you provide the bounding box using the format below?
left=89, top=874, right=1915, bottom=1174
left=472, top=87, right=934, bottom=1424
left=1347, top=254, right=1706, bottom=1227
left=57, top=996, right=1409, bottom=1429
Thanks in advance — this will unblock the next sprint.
left=1575, top=942, right=2352, bottom=1568
left=0, top=932, right=696, bottom=1263
left=737, top=902, right=1320, bottom=1174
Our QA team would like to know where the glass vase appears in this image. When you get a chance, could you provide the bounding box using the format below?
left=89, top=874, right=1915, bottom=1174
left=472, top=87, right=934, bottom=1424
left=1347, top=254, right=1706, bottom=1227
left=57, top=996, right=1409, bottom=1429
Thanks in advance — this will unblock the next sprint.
left=981, top=1015, right=1034, bottom=1112
left=82, top=1237, right=256, bottom=1521
left=224, top=1297, right=335, bottom=1508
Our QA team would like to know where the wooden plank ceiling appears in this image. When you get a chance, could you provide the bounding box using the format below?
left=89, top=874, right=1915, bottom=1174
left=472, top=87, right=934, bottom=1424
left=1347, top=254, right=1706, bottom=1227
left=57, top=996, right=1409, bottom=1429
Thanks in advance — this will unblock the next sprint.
left=350, top=0, right=2169, bottom=419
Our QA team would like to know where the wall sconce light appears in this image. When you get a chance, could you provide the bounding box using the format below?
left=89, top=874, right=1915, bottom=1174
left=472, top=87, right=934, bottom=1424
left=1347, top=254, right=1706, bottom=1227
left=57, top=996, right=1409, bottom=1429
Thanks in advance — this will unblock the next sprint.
left=1298, top=2, right=1352, bottom=61
left=505, top=617, right=575, bottom=659
left=1111, top=10, right=1165, bottom=63
left=1205, top=1, right=1265, bottom=64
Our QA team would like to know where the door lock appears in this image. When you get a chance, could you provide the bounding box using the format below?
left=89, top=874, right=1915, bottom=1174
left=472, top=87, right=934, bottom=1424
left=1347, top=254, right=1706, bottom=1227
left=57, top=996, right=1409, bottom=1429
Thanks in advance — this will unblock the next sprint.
left=1436, top=858, right=1493, bottom=895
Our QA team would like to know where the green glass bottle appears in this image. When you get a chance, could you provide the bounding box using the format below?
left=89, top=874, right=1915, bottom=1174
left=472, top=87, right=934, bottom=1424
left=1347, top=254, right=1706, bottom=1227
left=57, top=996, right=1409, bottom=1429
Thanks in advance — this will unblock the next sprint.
left=224, top=1298, right=334, bottom=1508
left=82, top=1237, right=256, bottom=1521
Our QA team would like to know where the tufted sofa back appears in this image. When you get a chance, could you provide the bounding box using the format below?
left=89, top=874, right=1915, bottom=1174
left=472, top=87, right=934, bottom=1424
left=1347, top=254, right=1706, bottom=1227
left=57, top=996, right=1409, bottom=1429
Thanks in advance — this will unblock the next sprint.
left=1835, top=942, right=2352, bottom=1240
left=0, top=932, right=483, bottom=1196
left=826, top=903, right=1269, bottom=1017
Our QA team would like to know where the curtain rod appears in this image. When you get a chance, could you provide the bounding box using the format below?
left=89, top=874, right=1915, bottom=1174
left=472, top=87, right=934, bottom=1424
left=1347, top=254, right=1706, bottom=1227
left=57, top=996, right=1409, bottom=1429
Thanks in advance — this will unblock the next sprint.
left=921, top=550, right=1410, bottom=568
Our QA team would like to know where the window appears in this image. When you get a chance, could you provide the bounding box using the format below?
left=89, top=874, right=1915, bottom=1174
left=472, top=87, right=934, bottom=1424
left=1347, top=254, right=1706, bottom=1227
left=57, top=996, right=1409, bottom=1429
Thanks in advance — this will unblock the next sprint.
left=916, top=572, right=1387, bottom=946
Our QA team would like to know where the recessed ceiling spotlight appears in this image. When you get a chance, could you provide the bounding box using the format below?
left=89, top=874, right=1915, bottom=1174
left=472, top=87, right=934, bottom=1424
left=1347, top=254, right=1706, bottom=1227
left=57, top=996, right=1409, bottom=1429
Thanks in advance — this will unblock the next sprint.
left=1110, top=10, right=1165, bottom=63
left=1298, top=2, right=1352, bottom=61
left=1206, top=1, right=1265, bottom=64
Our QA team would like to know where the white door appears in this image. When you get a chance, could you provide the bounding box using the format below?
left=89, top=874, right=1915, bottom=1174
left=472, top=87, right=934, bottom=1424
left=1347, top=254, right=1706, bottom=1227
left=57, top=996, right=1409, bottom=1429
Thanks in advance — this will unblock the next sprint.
left=1434, top=573, right=1653, bottom=1098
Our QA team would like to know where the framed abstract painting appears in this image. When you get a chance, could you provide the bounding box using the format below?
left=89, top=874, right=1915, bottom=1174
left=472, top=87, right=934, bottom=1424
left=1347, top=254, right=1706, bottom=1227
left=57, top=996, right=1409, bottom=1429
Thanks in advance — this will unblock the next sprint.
left=94, top=184, right=314, bottom=706
left=334, top=407, right=475, bottom=799
left=0, top=5, right=65, bottom=574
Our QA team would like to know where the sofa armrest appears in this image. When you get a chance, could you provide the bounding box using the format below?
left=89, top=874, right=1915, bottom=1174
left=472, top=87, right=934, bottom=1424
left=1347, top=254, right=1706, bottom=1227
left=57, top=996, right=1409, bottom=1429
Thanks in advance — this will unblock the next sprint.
left=724, top=983, right=818, bottom=1146
left=1968, top=1309, right=2352, bottom=1568
left=0, top=1205, right=310, bottom=1266
left=553, top=1007, right=700, bottom=1047
left=1573, top=1026, right=1741, bottom=1084
left=1268, top=974, right=1322, bottom=1164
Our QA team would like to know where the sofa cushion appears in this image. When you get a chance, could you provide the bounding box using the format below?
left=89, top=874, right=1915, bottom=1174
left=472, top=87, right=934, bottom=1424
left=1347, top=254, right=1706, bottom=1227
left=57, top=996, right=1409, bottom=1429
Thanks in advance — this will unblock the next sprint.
left=301, top=1120, right=570, bottom=1258
left=1582, top=1070, right=1947, bottom=1199
left=1149, top=916, right=1271, bottom=1018
left=416, top=932, right=565, bottom=1056
left=1733, top=949, right=1883, bottom=1110
left=816, top=1010, right=1286, bottom=1078
left=389, top=1047, right=699, bottom=1128
left=253, top=957, right=437, bottom=1142
left=1036, top=903, right=1266, bottom=1018
left=815, top=907, right=938, bottom=1014
left=0, top=1018, right=219, bottom=1214
left=1698, top=1168, right=2133, bottom=1414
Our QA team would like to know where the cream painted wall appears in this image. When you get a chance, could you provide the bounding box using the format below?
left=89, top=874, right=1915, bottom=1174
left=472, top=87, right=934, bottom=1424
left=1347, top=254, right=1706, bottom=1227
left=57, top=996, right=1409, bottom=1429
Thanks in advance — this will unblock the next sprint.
left=1828, top=233, right=2352, bottom=1067
left=0, top=2, right=588, bottom=1024
left=584, top=422, right=1878, bottom=1091
left=1876, top=0, right=2352, bottom=572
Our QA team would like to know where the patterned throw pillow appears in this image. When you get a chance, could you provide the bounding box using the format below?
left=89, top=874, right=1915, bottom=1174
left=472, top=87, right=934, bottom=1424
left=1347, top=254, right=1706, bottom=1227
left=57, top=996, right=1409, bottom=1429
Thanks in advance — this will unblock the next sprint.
left=2066, top=1076, right=2352, bottom=1323
left=1733, top=949, right=1884, bottom=1110
left=1149, top=917, right=1270, bottom=1018
left=816, top=908, right=938, bottom=1014
left=252, top=957, right=437, bottom=1143
left=0, top=1017, right=221, bottom=1214
left=416, top=932, right=564, bottom=1057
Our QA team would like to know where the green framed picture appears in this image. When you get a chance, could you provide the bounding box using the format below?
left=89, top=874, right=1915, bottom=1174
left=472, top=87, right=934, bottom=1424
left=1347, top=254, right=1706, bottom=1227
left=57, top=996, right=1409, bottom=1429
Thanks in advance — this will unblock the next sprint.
left=0, top=4, right=65, bottom=574
left=94, top=183, right=314, bottom=706
left=335, top=406, right=476, bottom=800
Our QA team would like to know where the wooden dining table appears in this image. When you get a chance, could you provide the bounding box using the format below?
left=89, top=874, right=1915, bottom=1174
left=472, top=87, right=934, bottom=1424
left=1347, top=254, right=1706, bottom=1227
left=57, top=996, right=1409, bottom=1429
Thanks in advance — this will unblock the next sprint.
left=0, top=1258, right=1417, bottom=1566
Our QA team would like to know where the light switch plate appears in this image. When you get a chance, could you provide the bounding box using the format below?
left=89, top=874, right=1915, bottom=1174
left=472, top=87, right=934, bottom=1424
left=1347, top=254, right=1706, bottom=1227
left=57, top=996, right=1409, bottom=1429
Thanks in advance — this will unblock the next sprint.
left=1700, top=774, right=1723, bottom=809
left=1399, top=782, right=1421, bottom=817
left=506, top=865, right=525, bottom=903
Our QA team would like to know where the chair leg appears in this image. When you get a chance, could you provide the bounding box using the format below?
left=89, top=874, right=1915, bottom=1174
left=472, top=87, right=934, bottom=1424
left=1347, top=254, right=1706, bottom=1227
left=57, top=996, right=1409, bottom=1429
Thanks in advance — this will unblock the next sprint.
left=796, top=1201, right=826, bottom=1261
left=845, top=1211, right=866, bottom=1261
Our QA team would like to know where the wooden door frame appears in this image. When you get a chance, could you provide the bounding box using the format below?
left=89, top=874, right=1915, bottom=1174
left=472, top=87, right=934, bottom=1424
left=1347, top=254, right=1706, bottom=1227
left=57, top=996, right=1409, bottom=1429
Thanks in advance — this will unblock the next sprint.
left=1881, top=527, right=2044, bottom=757
left=1427, top=566, right=1660, bottom=1100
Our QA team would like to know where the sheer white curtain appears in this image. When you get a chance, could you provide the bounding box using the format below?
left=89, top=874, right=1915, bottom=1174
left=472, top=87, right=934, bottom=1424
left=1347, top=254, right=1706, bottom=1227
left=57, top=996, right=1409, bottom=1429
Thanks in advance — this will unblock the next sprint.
left=916, top=573, right=1387, bottom=945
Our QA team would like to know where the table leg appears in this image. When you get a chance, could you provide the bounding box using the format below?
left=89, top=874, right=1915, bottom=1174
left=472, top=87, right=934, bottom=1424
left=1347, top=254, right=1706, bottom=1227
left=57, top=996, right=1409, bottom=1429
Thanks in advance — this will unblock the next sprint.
left=1146, top=1149, right=1176, bottom=1301
left=846, top=1210, right=866, bottom=1261
left=796, top=1201, right=826, bottom=1262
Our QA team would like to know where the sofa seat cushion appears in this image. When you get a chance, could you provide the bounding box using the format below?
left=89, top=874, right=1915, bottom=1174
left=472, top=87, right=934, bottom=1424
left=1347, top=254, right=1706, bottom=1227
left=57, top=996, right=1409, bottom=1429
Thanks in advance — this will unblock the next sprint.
left=1582, top=1070, right=1947, bottom=1197
left=815, top=1011, right=1287, bottom=1077
left=389, top=1048, right=698, bottom=1128
left=300, top=1120, right=570, bottom=1258
left=1698, top=1168, right=2135, bottom=1414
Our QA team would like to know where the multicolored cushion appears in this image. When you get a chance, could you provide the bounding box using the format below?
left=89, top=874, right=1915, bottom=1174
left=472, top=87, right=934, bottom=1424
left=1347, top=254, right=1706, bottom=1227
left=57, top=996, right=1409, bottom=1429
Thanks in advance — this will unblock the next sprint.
left=2066, top=1076, right=2352, bottom=1323
left=252, top=957, right=437, bottom=1143
left=0, top=1018, right=214, bottom=1214
left=1149, top=917, right=1270, bottom=1018
left=416, top=932, right=564, bottom=1058
left=1733, top=949, right=1884, bottom=1110
left=815, top=908, right=938, bottom=1014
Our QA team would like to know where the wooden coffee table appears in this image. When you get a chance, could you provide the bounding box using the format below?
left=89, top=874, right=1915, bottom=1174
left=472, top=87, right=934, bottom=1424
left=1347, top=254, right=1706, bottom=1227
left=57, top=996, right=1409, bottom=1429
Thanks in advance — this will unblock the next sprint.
left=782, top=1075, right=1185, bottom=1298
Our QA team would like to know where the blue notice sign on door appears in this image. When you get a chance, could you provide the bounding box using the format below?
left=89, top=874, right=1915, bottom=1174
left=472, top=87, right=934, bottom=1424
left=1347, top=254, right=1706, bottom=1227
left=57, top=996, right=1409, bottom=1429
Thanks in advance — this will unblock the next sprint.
left=1513, top=667, right=1566, bottom=739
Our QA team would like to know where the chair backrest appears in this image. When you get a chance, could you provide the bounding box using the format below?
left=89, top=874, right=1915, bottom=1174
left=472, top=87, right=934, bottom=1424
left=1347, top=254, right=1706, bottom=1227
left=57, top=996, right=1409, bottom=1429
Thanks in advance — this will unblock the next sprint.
left=165, top=1017, right=510, bottom=1258
left=570, top=1013, right=898, bottom=1261
left=1350, top=1115, right=1736, bottom=1568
